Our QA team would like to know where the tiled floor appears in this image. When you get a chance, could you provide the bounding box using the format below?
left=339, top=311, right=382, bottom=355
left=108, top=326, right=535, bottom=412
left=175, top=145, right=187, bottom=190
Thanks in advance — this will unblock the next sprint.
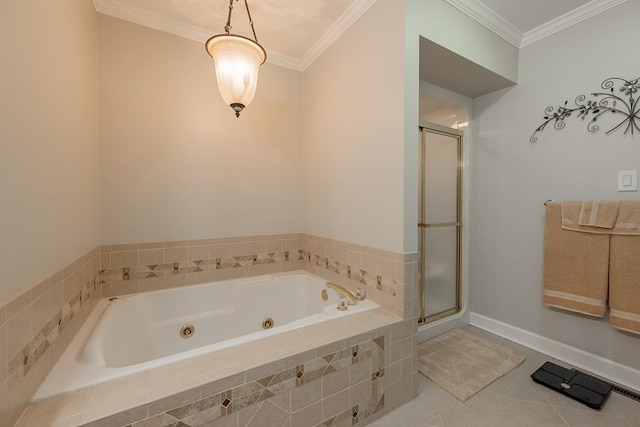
left=371, top=326, right=640, bottom=427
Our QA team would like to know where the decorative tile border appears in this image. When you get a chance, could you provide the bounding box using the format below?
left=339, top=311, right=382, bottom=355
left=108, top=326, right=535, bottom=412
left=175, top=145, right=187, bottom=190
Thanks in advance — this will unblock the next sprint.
left=300, top=234, right=419, bottom=320
left=7, top=275, right=99, bottom=394
left=101, top=234, right=403, bottom=301
left=116, top=336, right=385, bottom=427
left=102, top=250, right=304, bottom=283
left=302, top=250, right=398, bottom=297
left=1, top=248, right=101, bottom=427
left=99, top=234, right=305, bottom=297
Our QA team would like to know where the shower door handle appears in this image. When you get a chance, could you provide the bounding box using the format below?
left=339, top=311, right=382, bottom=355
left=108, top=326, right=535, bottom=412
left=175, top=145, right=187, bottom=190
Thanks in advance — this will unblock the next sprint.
left=418, top=222, right=462, bottom=228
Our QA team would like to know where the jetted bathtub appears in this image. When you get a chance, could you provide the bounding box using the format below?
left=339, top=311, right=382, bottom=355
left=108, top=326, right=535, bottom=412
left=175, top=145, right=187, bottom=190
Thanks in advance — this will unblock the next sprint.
left=33, top=271, right=378, bottom=401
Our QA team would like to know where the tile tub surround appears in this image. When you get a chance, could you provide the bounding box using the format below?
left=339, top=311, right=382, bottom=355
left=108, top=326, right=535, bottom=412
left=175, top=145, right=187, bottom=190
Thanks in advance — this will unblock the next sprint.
left=17, top=309, right=419, bottom=427
left=101, top=234, right=420, bottom=321
left=99, top=234, right=305, bottom=298
left=0, top=249, right=101, bottom=427
left=10, top=234, right=419, bottom=426
left=301, top=234, right=421, bottom=320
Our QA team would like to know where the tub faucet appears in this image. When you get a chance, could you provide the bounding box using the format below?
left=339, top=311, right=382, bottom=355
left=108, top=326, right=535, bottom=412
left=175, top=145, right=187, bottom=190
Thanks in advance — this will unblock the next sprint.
left=326, top=282, right=357, bottom=305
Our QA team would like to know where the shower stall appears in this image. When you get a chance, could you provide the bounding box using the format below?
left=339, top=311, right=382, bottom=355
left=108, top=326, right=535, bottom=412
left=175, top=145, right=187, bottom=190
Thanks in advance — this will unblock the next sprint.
left=418, top=122, right=463, bottom=324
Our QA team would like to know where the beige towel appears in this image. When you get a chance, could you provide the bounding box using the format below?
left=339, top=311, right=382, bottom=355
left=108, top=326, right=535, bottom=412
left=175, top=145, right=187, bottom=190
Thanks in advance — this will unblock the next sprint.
left=563, top=201, right=640, bottom=235
left=578, top=201, right=619, bottom=228
left=544, top=202, right=609, bottom=317
left=608, top=201, right=640, bottom=335
left=562, top=201, right=618, bottom=233
left=612, top=201, right=640, bottom=235
left=609, top=235, right=640, bottom=335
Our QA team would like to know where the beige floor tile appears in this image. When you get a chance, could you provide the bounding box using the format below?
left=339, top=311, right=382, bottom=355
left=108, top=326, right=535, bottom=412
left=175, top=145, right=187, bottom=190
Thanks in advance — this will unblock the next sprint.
left=412, top=376, right=458, bottom=418
left=554, top=406, right=631, bottom=427
left=491, top=396, right=566, bottom=427
left=481, top=367, right=548, bottom=405
left=436, top=392, right=502, bottom=427
left=424, top=415, right=444, bottom=427
left=371, top=399, right=431, bottom=426
left=371, top=327, right=640, bottom=427
left=599, top=393, right=640, bottom=425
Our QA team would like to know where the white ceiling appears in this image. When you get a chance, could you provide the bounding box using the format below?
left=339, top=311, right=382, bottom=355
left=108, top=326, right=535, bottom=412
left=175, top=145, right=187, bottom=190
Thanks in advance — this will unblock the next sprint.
left=93, top=0, right=377, bottom=71
left=479, top=0, right=592, bottom=33
left=93, top=0, right=627, bottom=71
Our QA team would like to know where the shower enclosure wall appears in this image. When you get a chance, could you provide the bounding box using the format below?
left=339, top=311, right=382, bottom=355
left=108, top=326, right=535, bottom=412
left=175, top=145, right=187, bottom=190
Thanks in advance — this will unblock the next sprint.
left=418, top=123, right=462, bottom=324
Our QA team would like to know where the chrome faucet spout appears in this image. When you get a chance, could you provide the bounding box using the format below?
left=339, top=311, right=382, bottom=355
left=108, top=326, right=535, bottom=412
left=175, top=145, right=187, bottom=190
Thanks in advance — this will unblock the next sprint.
left=326, top=282, right=357, bottom=305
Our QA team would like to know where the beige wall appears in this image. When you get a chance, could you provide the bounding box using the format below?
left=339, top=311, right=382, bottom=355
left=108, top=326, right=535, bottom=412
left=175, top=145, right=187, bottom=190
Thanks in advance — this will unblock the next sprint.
left=403, top=0, right=519, bottom=254
left=407, top=0, right=519, bottom=84
left=98, top=0, right=520, bottom=257
left=471, top=1, right=640, bottom=371
left=0, top=0, right=99, bottom=304
left=302, top=0, right=406, bottom=254
left=98, top=15, right=303, bottom=245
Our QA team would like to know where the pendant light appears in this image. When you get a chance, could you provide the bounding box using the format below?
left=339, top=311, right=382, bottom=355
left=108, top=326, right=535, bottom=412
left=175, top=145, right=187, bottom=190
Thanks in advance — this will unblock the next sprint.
left=205, top=0, right=267, bottom=118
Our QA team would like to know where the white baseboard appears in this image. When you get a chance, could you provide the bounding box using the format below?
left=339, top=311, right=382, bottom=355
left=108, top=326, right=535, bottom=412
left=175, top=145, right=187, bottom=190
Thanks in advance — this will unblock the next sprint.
left=470, top=312, right=640, bottom=393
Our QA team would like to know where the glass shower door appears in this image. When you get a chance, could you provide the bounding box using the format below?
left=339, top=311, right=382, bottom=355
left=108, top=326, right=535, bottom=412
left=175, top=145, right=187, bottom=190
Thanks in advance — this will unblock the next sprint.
left=419, top=124, right=462, bottom=323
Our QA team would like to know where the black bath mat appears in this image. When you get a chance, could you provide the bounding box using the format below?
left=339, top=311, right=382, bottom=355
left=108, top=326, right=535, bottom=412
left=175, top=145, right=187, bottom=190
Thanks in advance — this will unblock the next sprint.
left=531, top=362, right=611, bottom=410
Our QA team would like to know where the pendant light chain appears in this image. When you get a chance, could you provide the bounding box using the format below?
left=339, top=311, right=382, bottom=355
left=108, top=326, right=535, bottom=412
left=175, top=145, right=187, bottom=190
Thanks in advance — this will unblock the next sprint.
left=243, top=0, right=259, bottom=42
left=224, top=0, right=234, bottom=33
left=223, top=0, right=260, bottom=42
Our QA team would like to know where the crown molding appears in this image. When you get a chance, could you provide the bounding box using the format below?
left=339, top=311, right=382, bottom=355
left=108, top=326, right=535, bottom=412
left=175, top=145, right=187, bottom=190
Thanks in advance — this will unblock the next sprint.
left=520, top=0, right=628, bottom=47
left=265, top=50, right=305, bottom=72
left=93, top=0, right=211, bottom=44
left=93, top=0, right=300, bottom=71
left=445, top=0, right=627, bottom=49
left=300, top=0, right=378, bottom=70
left=445, top=0, right=522, bottom=48
left=92, top=0, right=377, bottom=72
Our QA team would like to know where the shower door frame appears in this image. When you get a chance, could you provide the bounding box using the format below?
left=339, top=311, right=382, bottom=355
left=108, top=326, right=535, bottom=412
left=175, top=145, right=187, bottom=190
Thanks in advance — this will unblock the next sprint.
left=418, top=122, right=463, bottom=324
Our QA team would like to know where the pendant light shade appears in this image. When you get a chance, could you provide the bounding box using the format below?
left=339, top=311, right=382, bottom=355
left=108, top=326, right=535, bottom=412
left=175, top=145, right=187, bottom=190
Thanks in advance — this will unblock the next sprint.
left=206, top=0, right=267, bottom=118
left=206, top=34, right=266, bottom=118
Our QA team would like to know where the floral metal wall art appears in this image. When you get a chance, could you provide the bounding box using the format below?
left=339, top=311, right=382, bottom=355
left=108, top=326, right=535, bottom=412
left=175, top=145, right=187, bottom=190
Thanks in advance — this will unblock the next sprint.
left=530, top=76, right=640, bottom=143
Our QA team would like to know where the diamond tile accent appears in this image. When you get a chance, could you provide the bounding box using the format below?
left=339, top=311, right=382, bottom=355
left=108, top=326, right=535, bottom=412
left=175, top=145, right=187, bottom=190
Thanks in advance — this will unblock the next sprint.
left=101, top=234, right=400, bottom=299
left=302, top=250, right=397, bottom=297
left=7, top=260, right=100, bottom=393
left=126, top=335, right=387, bottom=427
left=374, top=336, right=384, bottom=351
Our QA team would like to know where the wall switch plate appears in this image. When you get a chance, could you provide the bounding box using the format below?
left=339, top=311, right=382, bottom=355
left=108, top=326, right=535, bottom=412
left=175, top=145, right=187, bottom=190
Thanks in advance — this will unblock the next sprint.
left=618, top=170, right=638, bottom=192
